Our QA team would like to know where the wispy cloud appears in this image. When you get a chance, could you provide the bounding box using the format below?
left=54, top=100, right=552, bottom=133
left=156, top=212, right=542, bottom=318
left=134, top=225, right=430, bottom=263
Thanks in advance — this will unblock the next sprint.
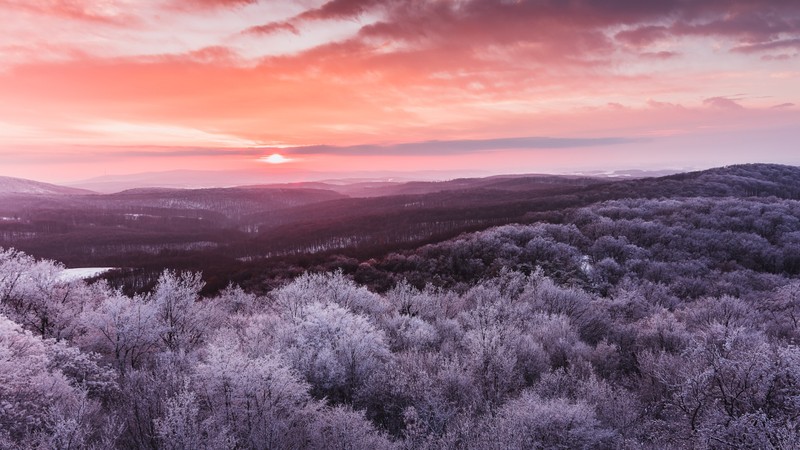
left=703, top=97, right=745, bottom=110
left=278, top=137, right=644, bottom=156
left=29, top=136, right=643, bottom=160
left=245, top=21, right=299, bottom=36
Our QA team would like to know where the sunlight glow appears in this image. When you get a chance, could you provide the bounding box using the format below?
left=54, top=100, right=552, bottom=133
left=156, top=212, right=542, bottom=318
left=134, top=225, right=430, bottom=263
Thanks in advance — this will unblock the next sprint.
left=260, top=153, right=293, bottom=164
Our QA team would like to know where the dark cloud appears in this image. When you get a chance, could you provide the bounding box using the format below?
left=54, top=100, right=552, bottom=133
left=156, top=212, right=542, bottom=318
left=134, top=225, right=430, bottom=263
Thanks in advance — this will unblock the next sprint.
left=172, top=0, right=257, bottom=9
left=248, top=0, right=800, bottom=64
left=296, top=0, right=385, bottom=21
left=246, top=0, right=385, bottom=35
left=245, top=21, right=299, bottom=35
left=615, top=26, right=670, bottom=47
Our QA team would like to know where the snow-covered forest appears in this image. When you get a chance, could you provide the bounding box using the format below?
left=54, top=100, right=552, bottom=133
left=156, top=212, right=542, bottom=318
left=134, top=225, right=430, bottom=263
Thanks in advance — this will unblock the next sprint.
left=3, top=187, right=800, bottom=449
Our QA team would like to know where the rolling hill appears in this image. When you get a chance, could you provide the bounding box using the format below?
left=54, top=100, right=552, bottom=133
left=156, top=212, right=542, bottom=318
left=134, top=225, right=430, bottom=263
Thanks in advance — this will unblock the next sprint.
left=0, top=176, right=95, bottom=196
left=1, top=164, right=798, bottom=294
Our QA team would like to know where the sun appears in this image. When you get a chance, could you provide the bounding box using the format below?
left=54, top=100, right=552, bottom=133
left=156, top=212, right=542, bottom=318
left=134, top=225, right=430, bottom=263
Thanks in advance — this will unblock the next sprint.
left=260, top=153, right=293, bottom=164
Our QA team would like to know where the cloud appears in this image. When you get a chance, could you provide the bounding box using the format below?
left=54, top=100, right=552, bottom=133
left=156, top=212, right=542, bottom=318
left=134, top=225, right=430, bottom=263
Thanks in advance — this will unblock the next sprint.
left=170, top=0, right=257, bottom=10
left=0, top=0, right=137, bottom=24
left=761, top=53, right=797, bottom=61
left=235, top=0, right=800, bottom=87
left=732, top=38, right=800, bottom=54
left=772, top=103, right=795, bottom=109
left=296, top=0, right=384, bottom=21
left=616, top=26, right=670, bottom=47
left=97, top=146, right=267, bottom=158
left=703, top=97, right=745, bottom=110
left=12, top=136, right=642, bottom=160
left=245, top=21, right=299, bottom=35
left=277, top=136, right=643, bottom=156
left=181, top=46, right=242, bottom=64
left=640, top=51, right=680, bottom=59
left=646, top=100, right=687, bottom=110
left=61, top=137, right=641, bottom=159
left=246, top=0, right=384, bottom=36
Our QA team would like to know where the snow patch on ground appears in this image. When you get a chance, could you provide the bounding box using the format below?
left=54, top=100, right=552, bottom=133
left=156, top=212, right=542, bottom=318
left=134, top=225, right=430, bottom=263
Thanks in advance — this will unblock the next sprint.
left=58, top=267, right=116, bottom=282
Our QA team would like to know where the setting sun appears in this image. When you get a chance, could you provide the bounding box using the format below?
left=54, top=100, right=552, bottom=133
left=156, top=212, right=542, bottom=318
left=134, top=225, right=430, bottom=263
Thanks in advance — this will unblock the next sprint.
left=260, top=154, right=293, bottom=164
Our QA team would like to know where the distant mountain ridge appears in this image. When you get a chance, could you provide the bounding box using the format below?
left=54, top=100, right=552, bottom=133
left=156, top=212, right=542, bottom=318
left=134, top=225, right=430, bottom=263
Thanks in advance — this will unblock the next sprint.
left=64, top=169, right=490, bottom=193
left=2, top=163, right=799, bottom=290
left=0, top=176, right=95, bottom=196
left=2, top=163, right=797, bottom=199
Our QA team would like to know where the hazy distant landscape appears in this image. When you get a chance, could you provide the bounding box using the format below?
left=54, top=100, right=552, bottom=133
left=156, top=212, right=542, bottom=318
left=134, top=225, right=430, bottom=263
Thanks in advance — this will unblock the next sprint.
left=1, top=165, right=782, bottom=294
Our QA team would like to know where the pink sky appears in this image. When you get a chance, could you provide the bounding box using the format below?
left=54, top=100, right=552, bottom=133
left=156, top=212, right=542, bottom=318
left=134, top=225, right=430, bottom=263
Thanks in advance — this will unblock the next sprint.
left=1, top=0, right=799, bottom=184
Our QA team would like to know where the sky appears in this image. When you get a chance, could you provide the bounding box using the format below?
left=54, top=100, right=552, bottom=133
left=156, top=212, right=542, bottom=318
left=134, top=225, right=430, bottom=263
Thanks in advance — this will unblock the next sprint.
left=0, top=0, right=799, bottom=184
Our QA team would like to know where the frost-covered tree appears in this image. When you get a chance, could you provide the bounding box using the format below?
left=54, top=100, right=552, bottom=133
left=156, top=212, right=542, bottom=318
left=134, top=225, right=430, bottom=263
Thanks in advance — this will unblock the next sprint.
left=306, top=405, right=397, bottom=450
left=155, top=384, right=234, bottom=450
left=1, top=252, right=101, bottom=341
left=461, top=303, right=522, bottom=412
left=278, top=301, right=391, bottom=403
left=215, top=283, right=259, bottom=316
left=473, top=391, right=614, bottom=449
left=150, top=270, right=211, bottom=352
left=81, top=291, right=161, bottom=376
left=194, top=335, right=313, bottom=449
left=638, top=325, right=800, bottom=446
left=272, top=270, right=390, bottom=319
left=0, top=247, right=34, bottom=304
left=0, top=314, right=107, bottom=448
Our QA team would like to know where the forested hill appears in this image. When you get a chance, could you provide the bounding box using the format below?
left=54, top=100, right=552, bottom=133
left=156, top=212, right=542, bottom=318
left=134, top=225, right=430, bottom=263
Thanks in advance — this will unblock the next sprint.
left=0, top=175, right=95, bottom=196
left=355, top=195, right=800, bottom=293
left=233, top=163, right=800, bottom=293
left=1, top=164, right=799, bottom=294
left=599, top=164, right=800, bottom=200
left=332, top=164, right=800, bottom=286
left=235, top=164, right=800, bottom=271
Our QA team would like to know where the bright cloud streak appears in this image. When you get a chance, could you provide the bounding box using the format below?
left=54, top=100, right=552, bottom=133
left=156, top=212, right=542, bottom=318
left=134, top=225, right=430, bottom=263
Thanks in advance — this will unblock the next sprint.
left=0, top=0, right=799, bottom=182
